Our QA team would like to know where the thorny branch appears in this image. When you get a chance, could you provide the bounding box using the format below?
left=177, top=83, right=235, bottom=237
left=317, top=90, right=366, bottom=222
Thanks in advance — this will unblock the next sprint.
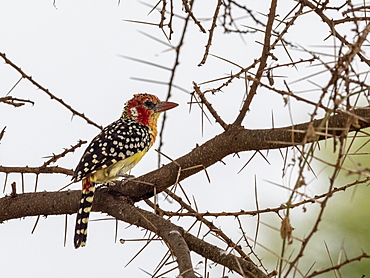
left=234, top=0, right=277, bottom=125
left=114, top=107, right=370, bottom=200
left=156, top=177, right=370, bottom=217
left=300, top=0, right=370, bottom=66
left=157, top=0, right=194, bottom=167
left=283, top=114, right=356, bottom=276
left=181, top=0, right=206, bottom=33
left=193, top=82, right=228, bottom=130
left=163, top=189, right=256, bottom=264
left=1, top=107, right=370, bottom=276
left=2, top=1, right=370, bottom=277
left=0, top=96, right=34, bottom=107
left=307, top=252, right=370, bottom=277
left=0, top=52, right=102, bottom=130
left=198, top=0, right=222, bottom=66
left=4, top=106, right=368, bottom=198
left=0, top=166, right=73, bottom=176
left=41, top=140, right=87, bottom=168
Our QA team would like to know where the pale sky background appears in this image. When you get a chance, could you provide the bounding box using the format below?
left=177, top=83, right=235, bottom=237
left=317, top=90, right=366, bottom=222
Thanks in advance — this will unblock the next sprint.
left=0, top=1, right=369, bottom=277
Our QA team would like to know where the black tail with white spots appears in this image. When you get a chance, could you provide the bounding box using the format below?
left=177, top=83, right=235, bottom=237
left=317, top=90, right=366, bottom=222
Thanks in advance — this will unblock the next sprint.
left=74, top=180, right=95, bottom=248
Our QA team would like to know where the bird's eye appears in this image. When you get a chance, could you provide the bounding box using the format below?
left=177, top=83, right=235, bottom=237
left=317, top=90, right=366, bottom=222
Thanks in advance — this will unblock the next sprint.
left=144, top=100, right=155, bottom=109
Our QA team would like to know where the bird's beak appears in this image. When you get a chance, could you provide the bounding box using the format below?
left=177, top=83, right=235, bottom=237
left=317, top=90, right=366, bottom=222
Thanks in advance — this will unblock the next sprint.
left=155, top=101, right=178, bottom=112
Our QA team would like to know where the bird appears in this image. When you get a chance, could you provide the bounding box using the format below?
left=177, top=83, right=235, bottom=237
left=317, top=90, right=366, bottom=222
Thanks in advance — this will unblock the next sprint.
left=73, top=93, right=178, bottom=248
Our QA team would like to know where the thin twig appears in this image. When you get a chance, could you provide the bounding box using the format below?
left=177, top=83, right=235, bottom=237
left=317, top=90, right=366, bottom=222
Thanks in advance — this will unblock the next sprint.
left=0, top=52, right=102, bottom=130
left=157, top=0, right=194, bottom=168
left=198, top=0, right=222, bottom=66
left=0, top=96, right=34, bottom=107
left=41, top=140, right=87, bottom=167
left=181, top=0, right=206, bottom=33
left=233, top=0, right=277, bottom=125
left=159, top=177, right=369, bottom=217
left=193, top=82, right=228, bottom=130
left=0, top=166, right=73, bottom=176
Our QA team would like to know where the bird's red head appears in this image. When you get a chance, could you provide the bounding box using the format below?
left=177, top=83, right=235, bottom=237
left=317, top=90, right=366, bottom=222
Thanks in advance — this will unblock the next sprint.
left=123, top=93, right=178, bottom=126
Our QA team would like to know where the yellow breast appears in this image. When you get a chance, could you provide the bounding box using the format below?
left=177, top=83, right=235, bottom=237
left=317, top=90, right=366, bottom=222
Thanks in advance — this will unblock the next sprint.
left=88, top=149, right=148, bottom=184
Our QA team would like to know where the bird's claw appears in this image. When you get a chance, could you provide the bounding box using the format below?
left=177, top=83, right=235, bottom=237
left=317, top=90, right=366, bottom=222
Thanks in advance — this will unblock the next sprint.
left=96, top=182, right=115, bottom=189
left=119, top=174, right=136, bottom=189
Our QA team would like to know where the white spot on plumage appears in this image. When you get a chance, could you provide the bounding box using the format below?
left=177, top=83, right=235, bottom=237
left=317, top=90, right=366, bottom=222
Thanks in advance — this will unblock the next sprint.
left=130, top=107, right=138, bottom=117
left=74, top=114, right=153, bottom=186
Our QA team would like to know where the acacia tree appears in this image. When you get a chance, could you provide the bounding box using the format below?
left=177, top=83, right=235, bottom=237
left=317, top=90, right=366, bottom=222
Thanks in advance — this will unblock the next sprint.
left=1, top=1, right=370, bottom=277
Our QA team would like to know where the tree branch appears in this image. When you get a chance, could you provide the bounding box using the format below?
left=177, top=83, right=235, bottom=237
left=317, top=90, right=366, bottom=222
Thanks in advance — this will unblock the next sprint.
left=0, top=166, right=73, bottom=175
left=0, top=188, right=268, bottom=277
left=116, top=107, right=370, bottom=201
left=0, top=52, right=103, bottom=130
left=98, top=193, right=198, bottom=278
left=95, top=192, right=269, bottom=278
left=0, top=107, right=369, bottom=276
left=1, top=107, right=369, bottom=219
left=234, top=0, right=277, bottom=125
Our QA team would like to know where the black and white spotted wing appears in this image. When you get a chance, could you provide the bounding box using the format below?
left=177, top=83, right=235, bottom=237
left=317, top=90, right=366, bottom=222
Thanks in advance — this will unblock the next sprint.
left=73, top=118, right=151, bottom=182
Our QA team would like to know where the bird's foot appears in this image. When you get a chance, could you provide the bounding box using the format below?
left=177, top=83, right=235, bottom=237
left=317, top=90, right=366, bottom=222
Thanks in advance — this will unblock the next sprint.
left=96, top=182, right=115, bottom=189
left=119, top=174, right=136, bottom=189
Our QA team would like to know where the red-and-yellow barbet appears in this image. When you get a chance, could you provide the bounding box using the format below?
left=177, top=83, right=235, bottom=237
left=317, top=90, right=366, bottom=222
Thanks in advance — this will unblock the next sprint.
left=73, top=93, right=178, bottom=248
